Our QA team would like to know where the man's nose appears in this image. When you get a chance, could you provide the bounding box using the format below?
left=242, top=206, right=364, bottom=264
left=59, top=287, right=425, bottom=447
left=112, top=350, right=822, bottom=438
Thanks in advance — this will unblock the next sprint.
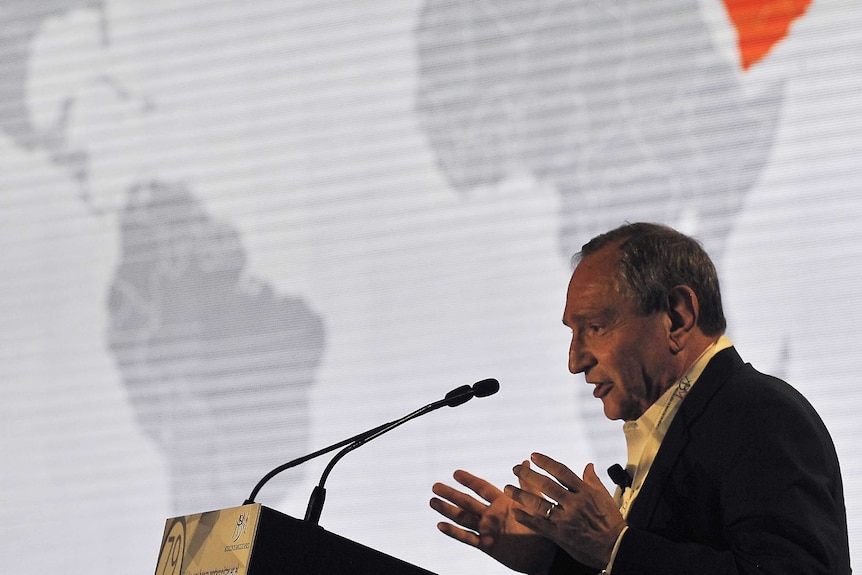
left=568, top=337, right=593, bottom=374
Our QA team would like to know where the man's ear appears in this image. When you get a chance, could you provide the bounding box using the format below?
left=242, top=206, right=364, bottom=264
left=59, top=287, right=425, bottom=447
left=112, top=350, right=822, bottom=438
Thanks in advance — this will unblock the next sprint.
left=667, top=285, right=698, bottom=353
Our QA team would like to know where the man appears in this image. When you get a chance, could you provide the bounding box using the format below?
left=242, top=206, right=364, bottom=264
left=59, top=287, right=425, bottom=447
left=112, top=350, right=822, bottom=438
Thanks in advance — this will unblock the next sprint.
left=430, top=223, right=850, bottom=574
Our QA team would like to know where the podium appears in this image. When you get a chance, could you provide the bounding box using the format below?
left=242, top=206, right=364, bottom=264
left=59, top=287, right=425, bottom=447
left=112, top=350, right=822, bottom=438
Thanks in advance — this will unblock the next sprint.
left=155, top=503, right=437, bottom=575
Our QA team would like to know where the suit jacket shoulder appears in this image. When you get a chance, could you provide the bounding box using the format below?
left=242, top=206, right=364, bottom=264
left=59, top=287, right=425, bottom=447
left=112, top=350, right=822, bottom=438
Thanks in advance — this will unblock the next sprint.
left=548, top=347, right=851, bottom=575
left=612, top=347, right=851, bottom=574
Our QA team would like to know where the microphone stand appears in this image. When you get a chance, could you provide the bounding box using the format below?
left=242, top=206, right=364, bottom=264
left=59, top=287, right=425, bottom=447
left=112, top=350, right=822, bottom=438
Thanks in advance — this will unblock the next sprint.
left=304, top=387, right=473, bottom=524
left=243, top=420, right=391, bottom=505
left=243, top=383, right=483, bottom=506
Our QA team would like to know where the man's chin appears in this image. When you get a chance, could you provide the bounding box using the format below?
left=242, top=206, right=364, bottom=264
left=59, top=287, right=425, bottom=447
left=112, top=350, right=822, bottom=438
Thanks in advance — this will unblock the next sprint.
left=601, top=400, right=624, bottom=421
left=600, top=398, right=638, bottom=422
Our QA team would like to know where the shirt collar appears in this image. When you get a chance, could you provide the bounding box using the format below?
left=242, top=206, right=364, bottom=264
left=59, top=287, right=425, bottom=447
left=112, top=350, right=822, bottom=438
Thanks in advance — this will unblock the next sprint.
left=623, top=335, right=733, bottom=458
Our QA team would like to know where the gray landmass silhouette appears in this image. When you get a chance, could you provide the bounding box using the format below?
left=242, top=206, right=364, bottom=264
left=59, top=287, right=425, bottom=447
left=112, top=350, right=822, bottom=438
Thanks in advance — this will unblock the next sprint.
left=0, top=0, right=102, bottom=148
left=0, top=0, right=111, bottom=205
left=416, top=0, right=783, bottom=457
left=1, top=4, right=326, bottom=512
left=107, top=181, right=325, bottom=513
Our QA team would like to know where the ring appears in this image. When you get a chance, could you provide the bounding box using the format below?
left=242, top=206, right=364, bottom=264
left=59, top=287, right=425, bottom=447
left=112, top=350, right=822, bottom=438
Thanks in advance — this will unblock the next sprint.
left=544, top=503, right=557, bottom=520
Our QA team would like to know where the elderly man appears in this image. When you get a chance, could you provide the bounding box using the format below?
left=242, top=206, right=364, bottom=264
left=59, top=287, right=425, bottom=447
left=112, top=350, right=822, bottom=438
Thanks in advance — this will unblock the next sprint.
left=431, top=223, right=850, bottom=574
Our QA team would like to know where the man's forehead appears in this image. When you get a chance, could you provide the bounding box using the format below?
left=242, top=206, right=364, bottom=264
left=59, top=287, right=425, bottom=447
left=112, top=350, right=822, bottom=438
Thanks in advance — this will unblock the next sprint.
left=569, top=245, right=623, bottom=291
left=575, top=240, right=625, bottom=270
left=564, top=281, right=618, bottom=318
left=564, top=245, right=635, bottom=319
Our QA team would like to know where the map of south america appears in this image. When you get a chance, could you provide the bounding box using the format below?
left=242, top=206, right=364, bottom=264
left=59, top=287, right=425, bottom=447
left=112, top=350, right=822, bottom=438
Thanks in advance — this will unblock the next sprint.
left=107, top=181, right=324, bottom=512
left=1, top=2, right=327, bottom=512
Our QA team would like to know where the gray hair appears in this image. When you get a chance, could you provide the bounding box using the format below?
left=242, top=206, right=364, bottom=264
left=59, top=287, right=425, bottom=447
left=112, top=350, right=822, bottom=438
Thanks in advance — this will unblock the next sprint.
left=575, top=223, right=726, bottom=336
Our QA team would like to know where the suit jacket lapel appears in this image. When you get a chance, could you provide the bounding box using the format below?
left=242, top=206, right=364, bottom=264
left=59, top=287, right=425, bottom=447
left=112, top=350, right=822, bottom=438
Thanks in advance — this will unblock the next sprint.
left=624, top=347, right=745, bottom=527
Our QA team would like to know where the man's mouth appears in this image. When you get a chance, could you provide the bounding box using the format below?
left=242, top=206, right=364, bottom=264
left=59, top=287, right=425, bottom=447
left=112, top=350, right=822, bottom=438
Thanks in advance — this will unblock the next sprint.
left=592, top=382, right=612, bottom=399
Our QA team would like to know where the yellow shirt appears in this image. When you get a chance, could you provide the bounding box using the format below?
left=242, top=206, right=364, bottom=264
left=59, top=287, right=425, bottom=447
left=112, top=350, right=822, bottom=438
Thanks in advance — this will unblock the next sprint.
left=606, top=335, right=734, bottom=573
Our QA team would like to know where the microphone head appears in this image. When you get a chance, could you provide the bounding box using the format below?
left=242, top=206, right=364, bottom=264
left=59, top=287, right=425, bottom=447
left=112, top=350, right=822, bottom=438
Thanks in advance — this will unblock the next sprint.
left=472, top=378, right=500, bottom=398
left=445, top=384, right=473, bottom=407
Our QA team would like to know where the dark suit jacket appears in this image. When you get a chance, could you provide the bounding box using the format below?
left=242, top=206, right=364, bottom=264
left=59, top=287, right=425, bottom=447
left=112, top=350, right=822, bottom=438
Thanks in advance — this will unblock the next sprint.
left=549, top=347, right=851, bottom=575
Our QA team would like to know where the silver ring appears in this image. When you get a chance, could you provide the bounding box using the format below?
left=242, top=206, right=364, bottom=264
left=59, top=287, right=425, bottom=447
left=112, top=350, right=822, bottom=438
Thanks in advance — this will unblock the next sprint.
left=544, top=503, right=557, bottom=520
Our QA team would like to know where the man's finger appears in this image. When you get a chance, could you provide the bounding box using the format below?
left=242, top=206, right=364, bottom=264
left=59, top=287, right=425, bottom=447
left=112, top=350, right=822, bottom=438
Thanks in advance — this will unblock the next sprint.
left=513, top=460, right=573, bottom=503
left=581, top=463, right=610, bottom=493
left=530, top=452, right=585, bottom=492
left=430, top=495, right=481, bottom=531
left=453, top=469, right=505, bottom=503
left=432, top=481, right=488, bottom=517
left=504, top=483, right=556, bottom=520
left=435, top=521, right=481, bottom=548
left=510, top=506, right=553, bottom=538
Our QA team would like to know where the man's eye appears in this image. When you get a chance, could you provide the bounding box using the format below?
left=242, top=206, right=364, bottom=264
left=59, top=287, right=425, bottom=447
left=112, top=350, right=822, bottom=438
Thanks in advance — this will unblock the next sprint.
left=589, top=325, right=603, bottom=334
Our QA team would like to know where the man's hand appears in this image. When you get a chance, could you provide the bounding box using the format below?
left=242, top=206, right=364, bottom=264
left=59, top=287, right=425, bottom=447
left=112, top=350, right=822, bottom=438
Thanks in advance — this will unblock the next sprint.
left=431, top=464, right=558, bottom=574
left=506, top=453, right=627, bottom=570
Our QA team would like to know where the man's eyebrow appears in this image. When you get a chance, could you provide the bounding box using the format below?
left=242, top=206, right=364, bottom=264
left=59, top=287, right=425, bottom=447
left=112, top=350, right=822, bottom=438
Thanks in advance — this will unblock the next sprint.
left=565, top=309, right=613, bottom=325
left=562, top=313, right=591, bottom=326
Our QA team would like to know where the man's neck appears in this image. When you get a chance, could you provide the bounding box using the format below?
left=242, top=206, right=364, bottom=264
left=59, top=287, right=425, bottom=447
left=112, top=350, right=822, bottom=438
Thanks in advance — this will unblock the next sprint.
left=677, top=333, right=723, bottom=379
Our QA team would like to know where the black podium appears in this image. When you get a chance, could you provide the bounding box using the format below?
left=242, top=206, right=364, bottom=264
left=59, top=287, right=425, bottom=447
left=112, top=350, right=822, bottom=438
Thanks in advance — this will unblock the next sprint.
left=155, top=503, right=437, bottom=575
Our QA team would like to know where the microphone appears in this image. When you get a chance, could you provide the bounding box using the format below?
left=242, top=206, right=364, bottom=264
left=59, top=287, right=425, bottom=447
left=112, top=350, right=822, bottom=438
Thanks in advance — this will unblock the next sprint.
left=443, top=384, right=473, bottom=407
left=472, top=377, right=500, bottom=397
left=608, top=463, right=632, bottom=490
left=242, top=379, right=500, bottom=511
left=303, top=378, right=500, bottom=525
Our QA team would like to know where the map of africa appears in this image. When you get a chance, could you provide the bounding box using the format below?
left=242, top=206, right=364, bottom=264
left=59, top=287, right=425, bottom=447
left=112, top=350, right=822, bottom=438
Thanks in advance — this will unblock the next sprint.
left=414, top=0, right=806, bottom=456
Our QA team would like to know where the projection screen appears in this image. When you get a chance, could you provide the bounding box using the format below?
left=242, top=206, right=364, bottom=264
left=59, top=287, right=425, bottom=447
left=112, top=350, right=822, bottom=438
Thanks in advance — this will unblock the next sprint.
left=1, top=0, right=859, bottom=572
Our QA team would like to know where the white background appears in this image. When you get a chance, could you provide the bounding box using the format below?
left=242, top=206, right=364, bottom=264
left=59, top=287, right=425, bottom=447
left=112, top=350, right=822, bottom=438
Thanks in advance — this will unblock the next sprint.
left=0, top=1, right=859, bottom=573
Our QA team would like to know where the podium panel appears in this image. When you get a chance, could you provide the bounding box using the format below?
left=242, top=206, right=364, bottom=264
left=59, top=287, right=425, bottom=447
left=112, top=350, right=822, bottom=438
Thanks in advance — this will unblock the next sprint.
left=155, top=503, right=437, bottom=575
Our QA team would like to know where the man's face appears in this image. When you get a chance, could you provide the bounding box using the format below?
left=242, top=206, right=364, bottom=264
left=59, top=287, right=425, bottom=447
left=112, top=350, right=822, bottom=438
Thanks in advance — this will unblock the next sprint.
left=563, top=244, right=679, bottom=421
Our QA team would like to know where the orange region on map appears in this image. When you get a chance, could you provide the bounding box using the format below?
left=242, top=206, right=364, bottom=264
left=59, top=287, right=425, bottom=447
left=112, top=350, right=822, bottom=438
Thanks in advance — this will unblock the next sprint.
left=723, top=0, right=812, bottom=69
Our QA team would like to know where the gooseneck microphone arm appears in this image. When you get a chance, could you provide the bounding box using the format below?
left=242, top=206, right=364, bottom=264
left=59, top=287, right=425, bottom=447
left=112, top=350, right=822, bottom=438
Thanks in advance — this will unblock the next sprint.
left=243, top=420, right=391, bottom=505
left=304, top=378, right=499, bottom=525
left=243, top=378, right=499, bottom=508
